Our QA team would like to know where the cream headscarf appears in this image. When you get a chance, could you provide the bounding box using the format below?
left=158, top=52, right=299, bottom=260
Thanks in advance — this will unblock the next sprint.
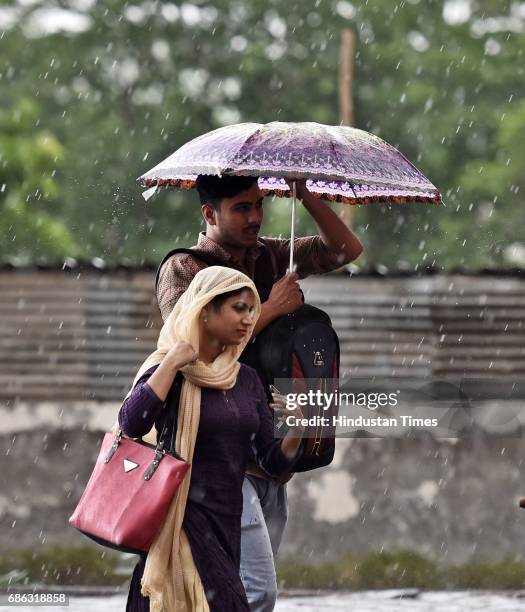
left=119, top=266, right=261, bottom=612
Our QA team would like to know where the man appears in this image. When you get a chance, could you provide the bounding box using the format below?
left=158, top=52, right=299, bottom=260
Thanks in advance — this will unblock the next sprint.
left=157, top=174, right=362, bottom=611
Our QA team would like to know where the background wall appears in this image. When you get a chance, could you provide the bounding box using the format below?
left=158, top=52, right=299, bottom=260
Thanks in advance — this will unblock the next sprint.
left=1, top=269, right=524, bottom=563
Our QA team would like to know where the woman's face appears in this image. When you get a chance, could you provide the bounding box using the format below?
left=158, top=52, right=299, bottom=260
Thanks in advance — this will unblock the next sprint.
left=203, top=289, right=257, bottom=346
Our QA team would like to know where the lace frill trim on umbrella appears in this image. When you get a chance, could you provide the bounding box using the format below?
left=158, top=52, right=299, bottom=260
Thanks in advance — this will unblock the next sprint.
left=142, top=176, right=442, bottom=206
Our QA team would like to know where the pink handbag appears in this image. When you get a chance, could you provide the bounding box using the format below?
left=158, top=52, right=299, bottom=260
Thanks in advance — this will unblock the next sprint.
left=69, top=376, right=189, bottom=553
left=69, top=430, right=189, bottom=554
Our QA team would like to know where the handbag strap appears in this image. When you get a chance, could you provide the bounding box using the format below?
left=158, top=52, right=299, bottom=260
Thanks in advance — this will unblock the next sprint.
left=104, top=372, right=185, bottom=470
left=156, top=370, right=184, bottom=456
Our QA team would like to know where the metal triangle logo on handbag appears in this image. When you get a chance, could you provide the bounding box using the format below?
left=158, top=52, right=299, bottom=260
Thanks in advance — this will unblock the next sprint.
left=123, top=459, right=139, bottom=473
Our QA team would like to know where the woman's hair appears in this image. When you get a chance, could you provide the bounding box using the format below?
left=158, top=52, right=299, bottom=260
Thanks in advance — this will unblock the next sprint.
left=208, top=286, right=254, bottom=311
left=196, top=175, right=258, bottom=210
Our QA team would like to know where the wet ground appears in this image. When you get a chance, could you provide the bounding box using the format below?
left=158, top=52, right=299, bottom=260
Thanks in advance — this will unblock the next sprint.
left=2, top=590, right=525, bottom=611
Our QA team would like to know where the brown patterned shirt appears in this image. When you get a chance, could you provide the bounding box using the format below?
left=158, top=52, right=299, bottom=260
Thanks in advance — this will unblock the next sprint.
left=157, top=232, right=343, bottom=320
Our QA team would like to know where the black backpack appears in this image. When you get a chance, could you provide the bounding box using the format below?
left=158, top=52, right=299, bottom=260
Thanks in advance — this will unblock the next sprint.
left=248, top=303, right=340, bottom=472
left=155, top=246, right=340, bottom=472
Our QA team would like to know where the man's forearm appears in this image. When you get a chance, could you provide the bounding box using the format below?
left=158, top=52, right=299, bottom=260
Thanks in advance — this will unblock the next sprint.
left=300, top=191, right=363, bottom=263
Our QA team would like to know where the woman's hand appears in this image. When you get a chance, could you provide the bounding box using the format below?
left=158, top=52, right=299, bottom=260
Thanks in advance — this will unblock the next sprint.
left=270, top=386, right=305, bottom=431
left=270, top=385, right=305, bottom=463
left=166, top=341, right=198, bottom=370
left=146, top=342, right=197, bottom=402
left=276, top=390, right=305, bottom=461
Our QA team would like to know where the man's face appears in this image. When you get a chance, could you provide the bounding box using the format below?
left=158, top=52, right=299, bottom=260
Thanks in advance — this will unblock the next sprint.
left=203, top=182, right=264, bottom=249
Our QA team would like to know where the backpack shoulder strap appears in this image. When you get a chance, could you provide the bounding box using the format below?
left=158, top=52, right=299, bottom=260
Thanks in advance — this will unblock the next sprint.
left=255, top=238, right=279, bottom=285
left=155, top=248, right=225, bottom=293
left=156, top=241, right=279, bottom=295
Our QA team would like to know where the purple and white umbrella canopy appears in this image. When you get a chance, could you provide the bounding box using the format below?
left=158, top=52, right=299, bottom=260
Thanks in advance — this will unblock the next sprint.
left=138, top=121, right=442, bottom=205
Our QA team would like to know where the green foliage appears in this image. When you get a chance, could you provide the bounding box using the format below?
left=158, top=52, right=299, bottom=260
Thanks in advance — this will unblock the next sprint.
left=0, top=99, right=77, bottom=262
left=0, top=546, right=124, bottom=586
left=2, top=546, right=525, bottom=589
left=277, top=550, right=525, bottom=590
left=1, top=0, right=523, bottom=268
left=444, top=556, right=525, bottom=590
left=277, top=550, right=442, bottom=590
left=355, top=550, right=441, bottom=589
left=276, top=559, right=349, bottom=590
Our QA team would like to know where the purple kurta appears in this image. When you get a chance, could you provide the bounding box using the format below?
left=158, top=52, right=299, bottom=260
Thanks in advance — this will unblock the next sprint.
left=118, top=363, right=294, bottom=612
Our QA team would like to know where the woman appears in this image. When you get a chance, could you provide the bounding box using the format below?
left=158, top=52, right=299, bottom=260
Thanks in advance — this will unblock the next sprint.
left=118, top=266, right=304, bottom=612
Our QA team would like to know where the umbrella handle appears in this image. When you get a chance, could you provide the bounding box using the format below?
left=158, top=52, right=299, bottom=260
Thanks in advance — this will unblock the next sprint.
left=289, top=180, right=296, bottom=273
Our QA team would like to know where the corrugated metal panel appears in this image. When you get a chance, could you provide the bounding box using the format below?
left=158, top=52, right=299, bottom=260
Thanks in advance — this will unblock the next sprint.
left=1, top=271, right=524, bottom=402
left=0, top=271, right=160, bottom=401
left=303, top=275, right=525, bottom=380
left=303, top=277, right=435, bottom=379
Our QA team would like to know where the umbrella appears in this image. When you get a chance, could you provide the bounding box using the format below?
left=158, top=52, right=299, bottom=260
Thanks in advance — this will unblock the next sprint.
left=138, top=121, right=442, bottom=270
